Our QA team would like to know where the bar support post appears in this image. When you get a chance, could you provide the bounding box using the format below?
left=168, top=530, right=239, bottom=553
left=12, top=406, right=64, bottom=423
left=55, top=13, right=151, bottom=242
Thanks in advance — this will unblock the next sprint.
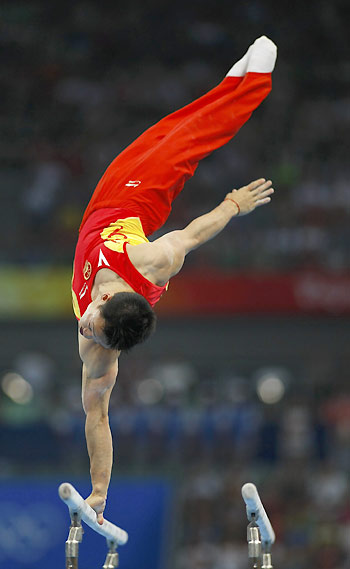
left=65, top=513, right=84, bottom=569
left=103, top=541, right=119, bottom=569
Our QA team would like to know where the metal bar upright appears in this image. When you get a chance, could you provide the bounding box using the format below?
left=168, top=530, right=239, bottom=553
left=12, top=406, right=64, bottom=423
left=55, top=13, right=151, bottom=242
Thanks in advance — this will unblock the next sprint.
left=261, top=551, right=273, bottom=568
left=103, top=540, right=119, bottom=569
left=65, top=513, right=84, bottom=569
left=247, top=516, right=262, bottom=568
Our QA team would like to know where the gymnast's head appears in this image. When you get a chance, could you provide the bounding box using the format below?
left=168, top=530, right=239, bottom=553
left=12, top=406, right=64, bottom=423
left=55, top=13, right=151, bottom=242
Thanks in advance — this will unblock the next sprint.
left=79, top=292, right=157, bottom=351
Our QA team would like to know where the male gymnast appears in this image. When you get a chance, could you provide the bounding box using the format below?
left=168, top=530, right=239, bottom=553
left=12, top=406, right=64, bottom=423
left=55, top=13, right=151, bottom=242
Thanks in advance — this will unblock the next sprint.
left=72, top=36, right=277, bottom=523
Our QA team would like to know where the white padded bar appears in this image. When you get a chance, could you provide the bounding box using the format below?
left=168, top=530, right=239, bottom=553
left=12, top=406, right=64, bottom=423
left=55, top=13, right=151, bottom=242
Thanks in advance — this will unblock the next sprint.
left=59, top=483, right=128, bottom=545
left=241, top=483, right=275, bottom=545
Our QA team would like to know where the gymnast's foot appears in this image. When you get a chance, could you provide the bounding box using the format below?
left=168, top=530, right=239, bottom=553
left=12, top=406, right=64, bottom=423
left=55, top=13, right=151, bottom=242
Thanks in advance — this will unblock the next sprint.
left=247, top=36, right=277, bottom=73
left=226, top=35, right=277, bottom=77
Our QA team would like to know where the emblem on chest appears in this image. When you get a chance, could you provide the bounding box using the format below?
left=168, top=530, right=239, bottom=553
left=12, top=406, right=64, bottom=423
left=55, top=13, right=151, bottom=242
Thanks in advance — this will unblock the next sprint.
left=83, top=260, right=92, bottom=280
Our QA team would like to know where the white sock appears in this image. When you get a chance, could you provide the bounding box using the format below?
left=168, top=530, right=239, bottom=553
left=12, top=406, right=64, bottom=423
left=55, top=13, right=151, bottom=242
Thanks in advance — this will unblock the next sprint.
left=247, top=36, right=277, bottom=73
left=226, top=43, right=254, bottom=77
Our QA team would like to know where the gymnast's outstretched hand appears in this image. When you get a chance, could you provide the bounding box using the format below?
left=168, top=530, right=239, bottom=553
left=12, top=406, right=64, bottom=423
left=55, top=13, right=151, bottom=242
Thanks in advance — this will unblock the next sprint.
left=86, top=493, right=106, bottom=525
left=225, top=178, right=274, bottom=215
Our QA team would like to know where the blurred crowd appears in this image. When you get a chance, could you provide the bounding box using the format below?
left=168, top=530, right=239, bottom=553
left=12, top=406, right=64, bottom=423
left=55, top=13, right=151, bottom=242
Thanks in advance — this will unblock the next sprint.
left=176, top=460, right=350, bottom=569
left=1, top=0, right=350, bottom=270
left=0, top=348, right=349, bottom=568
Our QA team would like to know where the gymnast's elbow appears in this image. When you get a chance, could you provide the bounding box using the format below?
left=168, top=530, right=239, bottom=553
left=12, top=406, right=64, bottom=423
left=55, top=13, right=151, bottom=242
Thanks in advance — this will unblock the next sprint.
left=82, top=374, right=116, bottom=417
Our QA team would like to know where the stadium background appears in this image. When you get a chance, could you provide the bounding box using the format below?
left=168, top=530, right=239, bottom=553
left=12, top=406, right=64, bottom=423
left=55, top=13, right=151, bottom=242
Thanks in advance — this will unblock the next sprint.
left=0, top=1, right=349, bottom=568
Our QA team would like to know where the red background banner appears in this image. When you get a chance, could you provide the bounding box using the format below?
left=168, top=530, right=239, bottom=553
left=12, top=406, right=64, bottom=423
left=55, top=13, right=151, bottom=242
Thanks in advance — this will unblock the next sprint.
left=157, top=270, right=350, bottom=316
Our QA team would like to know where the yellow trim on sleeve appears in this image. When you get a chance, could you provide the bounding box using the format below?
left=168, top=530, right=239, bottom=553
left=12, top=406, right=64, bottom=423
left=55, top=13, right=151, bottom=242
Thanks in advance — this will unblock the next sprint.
left=71, top=265, right=81, bottom=319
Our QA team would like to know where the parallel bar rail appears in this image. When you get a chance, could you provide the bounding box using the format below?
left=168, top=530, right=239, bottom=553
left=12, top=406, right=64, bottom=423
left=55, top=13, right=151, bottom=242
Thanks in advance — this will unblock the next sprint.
left=241, top=482, right=275, bottom=546
left=59, top=483, right=128, bottom=546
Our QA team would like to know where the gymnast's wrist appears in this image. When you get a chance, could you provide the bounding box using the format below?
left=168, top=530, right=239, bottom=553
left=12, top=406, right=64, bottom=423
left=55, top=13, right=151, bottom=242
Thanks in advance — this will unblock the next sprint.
left=223, top=197, right=240, bottom=216
left=90, top=484, right=108, bottom=498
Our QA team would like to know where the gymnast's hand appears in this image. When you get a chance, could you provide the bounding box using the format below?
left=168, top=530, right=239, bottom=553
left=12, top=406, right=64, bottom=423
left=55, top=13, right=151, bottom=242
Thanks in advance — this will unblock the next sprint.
left=86, top=493, right=106, bottom=525
left=224, top=178, right=274, bottom=216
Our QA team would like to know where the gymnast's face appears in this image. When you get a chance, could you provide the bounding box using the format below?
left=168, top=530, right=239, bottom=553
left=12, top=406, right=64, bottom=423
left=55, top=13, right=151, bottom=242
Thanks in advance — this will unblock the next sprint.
left=79, top=294, right=111, bottom=348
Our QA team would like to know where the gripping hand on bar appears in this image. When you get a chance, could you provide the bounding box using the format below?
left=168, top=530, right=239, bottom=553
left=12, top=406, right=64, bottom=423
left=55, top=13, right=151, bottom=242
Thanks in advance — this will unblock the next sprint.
left=59, top=482, right=128, bottom=546
left=241, top=483, right=275, bottom=546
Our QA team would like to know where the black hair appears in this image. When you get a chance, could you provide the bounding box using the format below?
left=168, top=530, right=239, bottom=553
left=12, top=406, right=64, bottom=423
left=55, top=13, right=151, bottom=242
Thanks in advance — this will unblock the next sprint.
left=100, top=292, right=157, bottom=351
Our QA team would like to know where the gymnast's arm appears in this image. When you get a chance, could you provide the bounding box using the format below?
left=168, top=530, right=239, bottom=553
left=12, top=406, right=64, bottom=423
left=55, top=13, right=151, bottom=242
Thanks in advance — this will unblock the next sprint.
left=147, top=178, right=274, bottom=279
left=79, top=334, right=119, bottom=524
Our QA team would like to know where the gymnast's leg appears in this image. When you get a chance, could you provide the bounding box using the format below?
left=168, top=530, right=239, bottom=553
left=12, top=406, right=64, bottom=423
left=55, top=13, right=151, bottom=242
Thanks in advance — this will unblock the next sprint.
left=81, top=36, right=277, bottom=234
